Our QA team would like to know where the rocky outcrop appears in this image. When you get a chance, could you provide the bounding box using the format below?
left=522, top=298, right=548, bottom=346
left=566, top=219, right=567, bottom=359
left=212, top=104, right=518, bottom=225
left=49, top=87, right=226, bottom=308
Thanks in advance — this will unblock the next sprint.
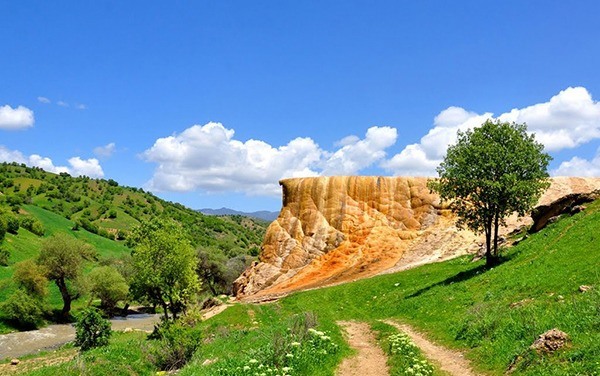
left=529, top=191, right=599, bottom=233
left=234, top=176, right=600, bottom=299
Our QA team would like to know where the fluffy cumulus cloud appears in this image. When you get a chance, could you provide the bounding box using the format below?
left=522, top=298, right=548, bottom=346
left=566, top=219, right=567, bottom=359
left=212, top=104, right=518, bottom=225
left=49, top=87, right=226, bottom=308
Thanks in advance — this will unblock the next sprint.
left=143, top=122, right=396, bottom=195
left=0, top=146, right=104, bottom=178
left=384, top=87, right=600, bottom=176
left=0, top=105, right=35, bottom=130
left=321, top=126, right=397, bottom=175
left=94, top=142, right=117, bottom=158
left=552, top=149, right=600, bottom=177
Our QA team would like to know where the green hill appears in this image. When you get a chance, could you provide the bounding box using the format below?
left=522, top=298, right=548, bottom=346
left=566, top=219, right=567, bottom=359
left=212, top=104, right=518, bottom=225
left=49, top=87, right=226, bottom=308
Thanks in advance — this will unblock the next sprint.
left=0, top=162, right=269, bottom=332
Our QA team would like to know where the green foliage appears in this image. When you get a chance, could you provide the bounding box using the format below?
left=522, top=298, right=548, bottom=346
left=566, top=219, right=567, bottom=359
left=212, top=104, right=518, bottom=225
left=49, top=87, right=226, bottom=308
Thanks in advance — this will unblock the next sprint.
left=0, top=289, right=45, bottom=329
left=6, top=213, right=20, bottom=234
left=88, top=266, right=129, bottom=314
left=74, top=308, right=112, bottom=351
left=0, top=248, right=9, bottom=266
left=130, top=219, right=200, bottom=320
left=147, top=321, right=203, bottom=371
left=37, top=233, right=96, bottom=318
left=20, top=216, right=45, bottom=236
left=197, top=247, right=228, bottom=295
left=13, top=259, right=49, bottom=297
left=429, top=120, right=551, bottom=265
left=0, top=213, right=7, bottom=241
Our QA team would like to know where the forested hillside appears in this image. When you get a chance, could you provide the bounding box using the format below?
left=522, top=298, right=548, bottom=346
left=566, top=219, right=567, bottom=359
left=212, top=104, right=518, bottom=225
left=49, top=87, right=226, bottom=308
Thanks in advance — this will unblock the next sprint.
left=0, top=162, right=268, bottom=332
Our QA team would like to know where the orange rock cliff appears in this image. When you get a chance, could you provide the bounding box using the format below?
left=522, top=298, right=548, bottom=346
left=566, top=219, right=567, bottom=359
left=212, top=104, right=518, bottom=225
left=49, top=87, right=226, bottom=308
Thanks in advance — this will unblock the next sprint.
left=233, top=176, right=600, bottom=299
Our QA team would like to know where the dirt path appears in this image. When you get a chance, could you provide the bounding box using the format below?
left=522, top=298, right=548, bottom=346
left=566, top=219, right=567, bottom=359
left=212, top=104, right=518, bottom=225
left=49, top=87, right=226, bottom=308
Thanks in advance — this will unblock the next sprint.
left=0, top=313, right=160, bottom=361
left=383, top=319, right=479, bottom=376
left=336, top=321, right=389, bottom=376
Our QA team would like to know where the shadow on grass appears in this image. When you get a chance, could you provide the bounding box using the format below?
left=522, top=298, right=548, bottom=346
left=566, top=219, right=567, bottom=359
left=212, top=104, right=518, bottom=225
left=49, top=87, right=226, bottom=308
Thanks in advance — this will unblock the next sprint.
left=405, top=264, right=489, bottom=299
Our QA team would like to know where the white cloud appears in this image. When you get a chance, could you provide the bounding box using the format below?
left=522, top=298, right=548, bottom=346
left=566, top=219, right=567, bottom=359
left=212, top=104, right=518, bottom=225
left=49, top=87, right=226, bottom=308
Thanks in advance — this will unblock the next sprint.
left=0, top=146, right=104, bottom=178
left=0, top=105, right=35, bottom=130
left=321, top=126, right=397, bottom=175
left=552, top=150, right=600, bottom=177
left=57, top=101, right=69, bottom=107
left=94, top=142, right=116, bottom=158
left=143, top=122, right=396, bottom=195
left=384, top=87, right=600, bottom=176
left=37, top=96, right=51, bottom=104
left=68, top=157, right=104, bottom=177
left=76, top=104, right=87, bottom=110
left=498, top=87, right=600, bottom=151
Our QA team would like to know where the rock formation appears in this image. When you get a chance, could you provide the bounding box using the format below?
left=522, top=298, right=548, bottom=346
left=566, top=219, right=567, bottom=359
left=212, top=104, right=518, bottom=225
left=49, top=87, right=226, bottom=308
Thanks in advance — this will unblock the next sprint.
left=234, top=176, right=600, bottom=299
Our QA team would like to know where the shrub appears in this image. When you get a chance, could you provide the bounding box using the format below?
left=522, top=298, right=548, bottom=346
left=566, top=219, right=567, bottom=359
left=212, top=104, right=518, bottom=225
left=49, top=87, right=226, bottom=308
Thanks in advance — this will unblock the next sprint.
left=0, top=289, right=45, bottom=329
left=0, top=214, right=6, bottom=241
left=20, top=216, right=45, bottom=236
left=13, top=260, right=48, bottom=297
left=74, top=308, right=112, bottom=351
left=147, top=321, right=202, bottom=371
left=79, top=218, right=99, bottom=234
left=6, top=214, right=19, bottom=234
left=0, top=248, right=9, bottom=266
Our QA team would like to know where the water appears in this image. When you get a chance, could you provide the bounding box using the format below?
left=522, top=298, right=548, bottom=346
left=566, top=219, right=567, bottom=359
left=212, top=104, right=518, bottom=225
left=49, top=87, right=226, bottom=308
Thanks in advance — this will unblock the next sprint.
left=0, top=313, right=160, bottom=360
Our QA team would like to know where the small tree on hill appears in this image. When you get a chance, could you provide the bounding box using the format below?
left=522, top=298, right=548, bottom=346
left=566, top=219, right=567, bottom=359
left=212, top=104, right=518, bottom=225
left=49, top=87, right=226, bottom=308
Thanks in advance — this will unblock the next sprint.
left=428, top=120, right=551, bottom=266
left=37, top=233, right=96, bottom=318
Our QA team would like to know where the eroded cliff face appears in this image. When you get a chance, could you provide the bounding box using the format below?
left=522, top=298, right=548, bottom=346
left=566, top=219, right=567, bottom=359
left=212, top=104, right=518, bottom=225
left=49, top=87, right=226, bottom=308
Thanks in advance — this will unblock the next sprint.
left=234, top=176, right=600, bottom=299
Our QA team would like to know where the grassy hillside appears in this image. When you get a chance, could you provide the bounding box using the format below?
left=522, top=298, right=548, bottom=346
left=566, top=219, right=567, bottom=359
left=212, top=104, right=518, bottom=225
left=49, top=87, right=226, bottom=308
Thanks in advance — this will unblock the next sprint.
left=13, top=197, right=600, bottom=375
left=0, top=162, right=269, bottom=332
left=0, top=162, right=267, bottom=252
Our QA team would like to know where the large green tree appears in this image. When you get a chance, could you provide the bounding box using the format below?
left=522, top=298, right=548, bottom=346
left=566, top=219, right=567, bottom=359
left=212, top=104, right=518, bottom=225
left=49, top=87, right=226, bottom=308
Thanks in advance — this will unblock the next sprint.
left=129, top=219, right=200, bottom=320
left=37, top=233, right=96, bottom=318
left=428, top=120, right=551, bottom=266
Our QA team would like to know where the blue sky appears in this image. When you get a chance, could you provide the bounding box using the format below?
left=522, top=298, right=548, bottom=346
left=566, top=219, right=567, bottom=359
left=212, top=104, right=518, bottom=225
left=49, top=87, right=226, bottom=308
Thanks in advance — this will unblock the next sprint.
left=2, top=1, right=600, bottom=211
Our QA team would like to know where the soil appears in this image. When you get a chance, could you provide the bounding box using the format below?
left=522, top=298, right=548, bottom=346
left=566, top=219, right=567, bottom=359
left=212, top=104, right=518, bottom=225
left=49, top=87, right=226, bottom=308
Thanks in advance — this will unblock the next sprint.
left=336, top=321, right=389, bottom=376
left=383, top=319, right=479, bottom=376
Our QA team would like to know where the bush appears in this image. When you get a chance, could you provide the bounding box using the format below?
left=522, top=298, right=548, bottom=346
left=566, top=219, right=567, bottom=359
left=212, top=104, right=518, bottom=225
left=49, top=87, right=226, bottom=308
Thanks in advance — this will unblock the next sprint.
left=13, top=260, right=48, bottom=296
left=0, top=248, right=9, bottom=266
left=20, top=216, right=45, bottom=236
left=6, top=214, right=19, bottom=234
left=147, top=321, right=202, bottom=371
left=74, top=308, right=112, bottom=351
left=0, top=214, right=7, bottom=242
left=79, top=218, right=99, bottom=234
left=0, top=289, right=45, bottom=329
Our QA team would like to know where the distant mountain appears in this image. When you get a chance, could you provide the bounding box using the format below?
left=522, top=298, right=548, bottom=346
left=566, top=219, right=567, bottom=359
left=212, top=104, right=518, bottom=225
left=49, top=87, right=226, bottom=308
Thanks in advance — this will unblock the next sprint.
left=200, top=207, right=279, bottom=222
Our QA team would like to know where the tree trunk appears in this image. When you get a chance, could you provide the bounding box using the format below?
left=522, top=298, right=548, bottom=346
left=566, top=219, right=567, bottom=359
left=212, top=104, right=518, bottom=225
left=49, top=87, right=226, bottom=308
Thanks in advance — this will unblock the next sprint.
left=208, top=281, right=218, bottom=296
left=161, top=300, right=169, bottom=321
left=493, top=215, right=500, bottom=258
left=484, top=217, right=492, bottom=267
left=56, top=277, right=72, bottom=319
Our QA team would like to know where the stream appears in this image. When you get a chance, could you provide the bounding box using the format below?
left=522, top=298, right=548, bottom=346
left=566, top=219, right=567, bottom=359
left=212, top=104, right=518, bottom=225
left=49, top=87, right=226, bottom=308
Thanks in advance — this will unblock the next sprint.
left=0, top=313, right=160, bottom=361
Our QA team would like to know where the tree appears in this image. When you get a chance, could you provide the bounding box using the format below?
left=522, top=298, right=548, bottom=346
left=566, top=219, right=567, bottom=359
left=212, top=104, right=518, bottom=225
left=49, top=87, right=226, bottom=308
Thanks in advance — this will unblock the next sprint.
left=89, top=266, right=129, bottom=314
left=129, top=219, right=200, bottom=321
left=37, top=233, right=96, bottom=318
left=428, top=120, right=551, bottom=266
left=196, top=247, right=228, bottom=296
